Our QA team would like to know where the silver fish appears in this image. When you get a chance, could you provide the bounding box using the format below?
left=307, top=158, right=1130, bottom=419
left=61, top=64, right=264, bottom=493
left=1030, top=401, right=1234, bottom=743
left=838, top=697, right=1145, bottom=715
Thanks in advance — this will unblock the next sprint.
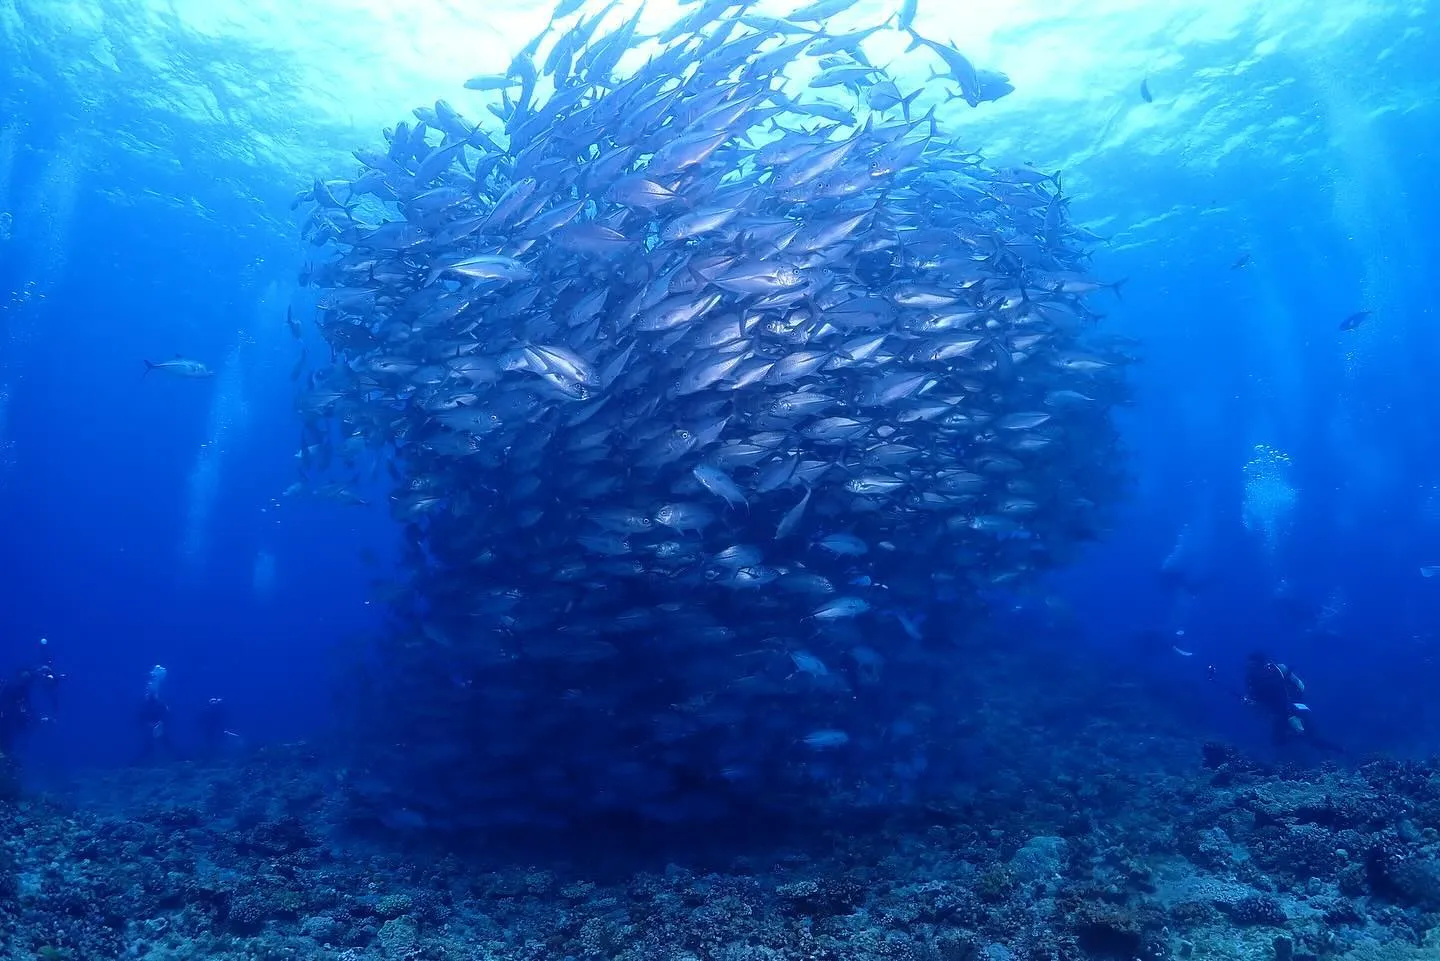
left=291, top=0, right=1134, bottom=826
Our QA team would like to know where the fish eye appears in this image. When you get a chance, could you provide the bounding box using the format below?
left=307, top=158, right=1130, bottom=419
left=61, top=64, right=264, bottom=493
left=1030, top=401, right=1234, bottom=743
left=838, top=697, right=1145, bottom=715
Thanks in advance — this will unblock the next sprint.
left=677, top=429, right=691, bottom=440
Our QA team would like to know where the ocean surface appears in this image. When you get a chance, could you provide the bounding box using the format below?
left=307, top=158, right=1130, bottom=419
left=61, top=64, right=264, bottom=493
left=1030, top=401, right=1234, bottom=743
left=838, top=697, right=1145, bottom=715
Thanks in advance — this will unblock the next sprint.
left=1, top=0, right=1438, bottom=842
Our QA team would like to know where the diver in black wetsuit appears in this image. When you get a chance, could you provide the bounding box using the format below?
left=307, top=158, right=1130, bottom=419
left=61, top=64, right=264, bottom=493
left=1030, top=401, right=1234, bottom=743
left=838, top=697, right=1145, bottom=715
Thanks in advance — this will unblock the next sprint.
left=199, top=697, right=241, bottom=757
left=0, top=659, right=61, bottom=755
left=1240, top=652, right=1342, bottom=754
left=136, top=664, right=178, bottom=763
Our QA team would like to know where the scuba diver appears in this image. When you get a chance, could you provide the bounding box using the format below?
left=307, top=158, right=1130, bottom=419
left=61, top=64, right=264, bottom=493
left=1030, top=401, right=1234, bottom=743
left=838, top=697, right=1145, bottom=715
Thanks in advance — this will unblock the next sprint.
left=1157, top=520, right=1214, bottom=641
left=136, top=664, right=177, bottom=763
left=199, top=697, right=242, bottom=757
left=0, top=657, right=61, bottom=755
left=1221, top=652, right=1343, bottom=754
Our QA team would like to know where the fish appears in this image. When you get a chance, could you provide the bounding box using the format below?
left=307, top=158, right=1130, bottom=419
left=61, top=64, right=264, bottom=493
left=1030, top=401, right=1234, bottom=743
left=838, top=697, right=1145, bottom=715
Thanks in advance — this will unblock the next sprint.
left=995, top=412, right=1052, bottom=430
left=1339, top=310, right=1371, bottom=331
left=904, top=30, right=1011, bottom=107
left=1421, top=566, right=1440, bottom=578
left=654, top=502, right=717, bottom=533
left=895, top=612, right=924, bottom=642
left=1140, top=78, right=1153, bottom=103
left=693, top=463, right=748, bottom=512
left=464, top=74, right=518, bottom=91
left=789, top=0, right=862, bottom=23
left=801, top=729, right=850, bottom=749
left=895, top=0, right=917, bottom=31
left=809, top=596, right=870, bottom=621
left=289, top=0, right=1135, bottom=829
left=1230, top=253, right=1251, bottom=270
left=143, top=356, right=213, bottom=378
left=816, top=533, right=868, bottom=556
left=973, top=69, right=1015, bottom=105
left=865, top=80, right=920, bottom=119
left=789, top=650, right=829, bottom=678
left=429, top=254, right=533, bottom=287
left=775, top=486, right=812, bottom=540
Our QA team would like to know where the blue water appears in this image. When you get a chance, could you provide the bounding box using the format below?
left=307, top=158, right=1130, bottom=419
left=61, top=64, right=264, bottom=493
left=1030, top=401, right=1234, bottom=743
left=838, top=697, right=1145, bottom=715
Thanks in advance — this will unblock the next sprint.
left=2, top=0, right=1439, bottom=803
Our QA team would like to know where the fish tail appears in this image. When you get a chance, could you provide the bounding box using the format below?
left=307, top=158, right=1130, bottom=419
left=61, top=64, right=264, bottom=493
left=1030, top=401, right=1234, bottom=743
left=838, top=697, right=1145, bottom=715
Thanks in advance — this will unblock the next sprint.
left=904, top=27, right=924, bottom=52
left=1110, top=277, right=1128, bottom=300
left=899, top=90, right=920, bottom=122
left=142, top=360, right=156, bottom=378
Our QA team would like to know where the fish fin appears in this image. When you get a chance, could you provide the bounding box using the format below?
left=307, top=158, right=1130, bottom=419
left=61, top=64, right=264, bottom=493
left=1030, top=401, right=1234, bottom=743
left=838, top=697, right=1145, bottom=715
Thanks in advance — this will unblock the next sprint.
left=899, top=90, right=920, bottom=122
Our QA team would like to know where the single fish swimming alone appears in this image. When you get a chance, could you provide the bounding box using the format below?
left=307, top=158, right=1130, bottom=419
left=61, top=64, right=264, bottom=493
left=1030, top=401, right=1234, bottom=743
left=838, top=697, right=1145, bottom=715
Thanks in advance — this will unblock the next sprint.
left=801, top=728, right=850, bottom=750
left=143, top=356, right=213, bottom=378
left=1339, top=310, right=1371, bottom=331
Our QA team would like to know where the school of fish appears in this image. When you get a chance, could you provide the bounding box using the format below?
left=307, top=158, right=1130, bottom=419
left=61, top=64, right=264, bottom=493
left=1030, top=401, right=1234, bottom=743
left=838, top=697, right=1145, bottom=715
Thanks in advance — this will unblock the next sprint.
left=292, top=0, right=1135, bottom=828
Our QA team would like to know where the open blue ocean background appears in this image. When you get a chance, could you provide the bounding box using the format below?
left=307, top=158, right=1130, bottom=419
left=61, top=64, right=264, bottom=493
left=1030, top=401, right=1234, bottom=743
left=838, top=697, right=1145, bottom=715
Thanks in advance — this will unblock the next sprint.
left=1, top=0, right=1438, bottom=784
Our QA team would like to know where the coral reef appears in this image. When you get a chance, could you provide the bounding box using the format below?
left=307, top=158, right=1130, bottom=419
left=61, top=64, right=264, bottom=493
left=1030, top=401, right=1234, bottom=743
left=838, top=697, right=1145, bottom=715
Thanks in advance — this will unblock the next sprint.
left=4, top=729, right=1440, bottom=961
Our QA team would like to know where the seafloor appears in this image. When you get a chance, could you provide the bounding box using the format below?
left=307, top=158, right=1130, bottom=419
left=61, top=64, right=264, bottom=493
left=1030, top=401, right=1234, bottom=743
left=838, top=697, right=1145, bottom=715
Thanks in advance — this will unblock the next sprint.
left=4, top=645, right=1438, bottom=961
